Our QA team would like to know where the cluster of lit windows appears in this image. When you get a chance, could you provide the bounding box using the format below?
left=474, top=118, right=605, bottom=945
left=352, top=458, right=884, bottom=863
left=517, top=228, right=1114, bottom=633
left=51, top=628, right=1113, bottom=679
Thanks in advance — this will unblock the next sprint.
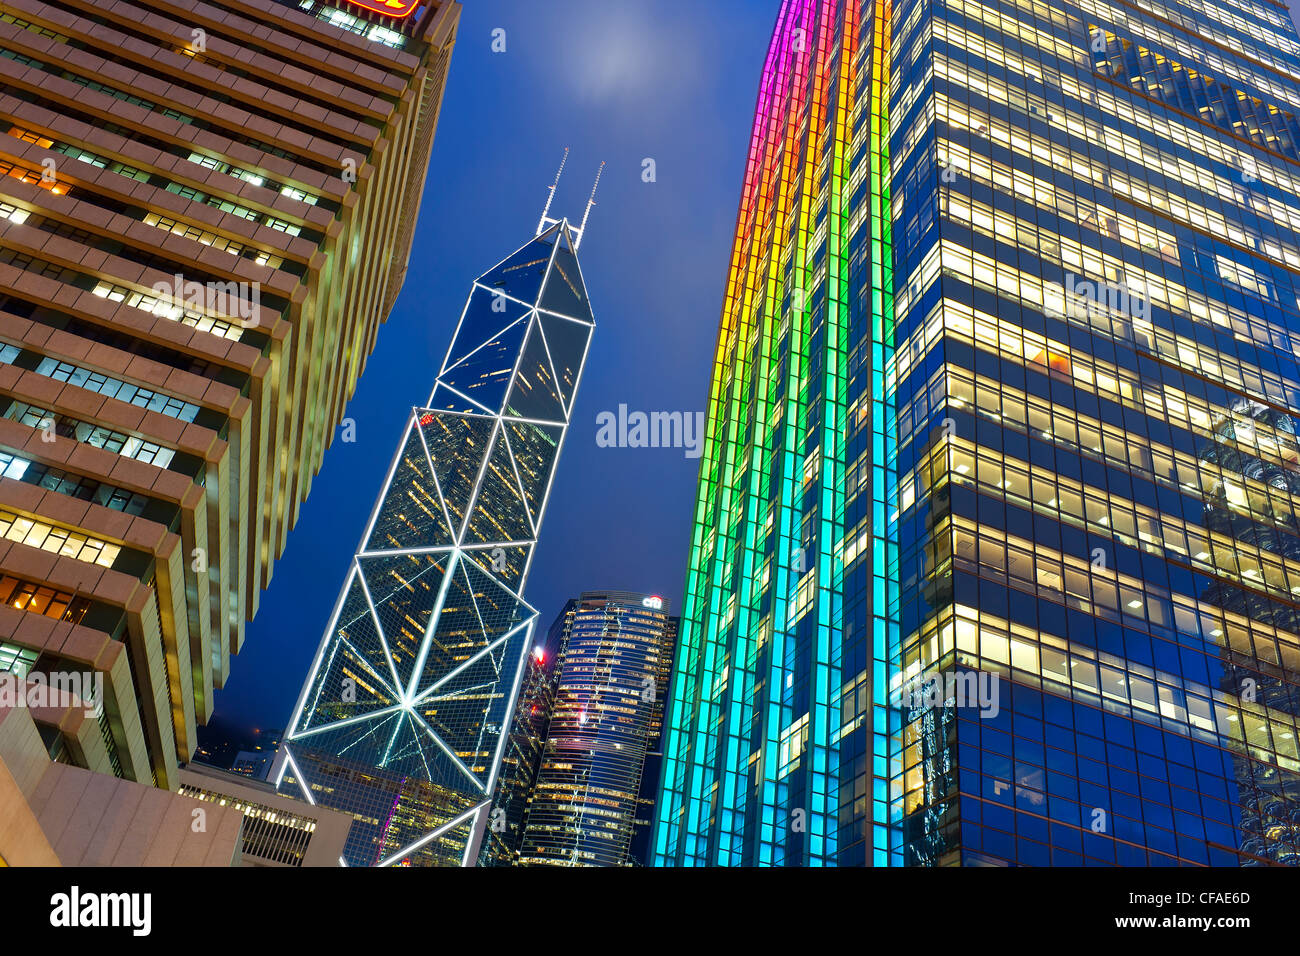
left=163, top=182, right=302, bottom=236
left=1134, top=0, right=1300, bottom=69
left=1096, top=33, right=1300, bottom=161
left=295, top=2, right=408, bottom=50
left=5, top=400, right=176, bottom=469
left=11, top=128, right=298, bottom=268
left=186, top=152, right=321, bottom=208
left=925, top=244, right=1300, bottom=414
left=899, top=603, right=1300, bottom=779
left=938, top=435, right=1300, bottom=610
left=1077, top=0, right=1300, bottom=111
left=0, top=509, right=120, bottom=569
left=142, top=214, right=284, bottom=269
left=938, top=142, right=1300, bottom=350
left=177, top=784, right=319, bottom=866
left=934, top=15, right=1300, bottom=234
left=0, top=12, right=68, bottom=43
left=0, top=575, right=89, bottom=625
left=0, top=353, right=202, bottom=424
left=0, top=200, right=28, bottom=225
left=0, top=640, right=38, bottom=677
left=91, top=282, right=244, bottom=341
left=0, top=343, right=201, bottom=423
left=0, top=450, right=148, bottom=516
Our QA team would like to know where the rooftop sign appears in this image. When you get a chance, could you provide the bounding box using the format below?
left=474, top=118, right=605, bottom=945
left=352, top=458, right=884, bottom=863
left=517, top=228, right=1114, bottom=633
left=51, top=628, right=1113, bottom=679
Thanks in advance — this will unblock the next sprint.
left=343, top=0, right=419, bottom=18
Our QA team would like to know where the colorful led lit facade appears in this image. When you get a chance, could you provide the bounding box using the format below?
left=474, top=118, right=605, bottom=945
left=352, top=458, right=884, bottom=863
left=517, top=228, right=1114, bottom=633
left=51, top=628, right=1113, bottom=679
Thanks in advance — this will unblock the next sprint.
left=277, top=213, right=596, bottom=867
left=660, top=0, right=1300, bottom=867
left=655, top=0, right=888, bottom=867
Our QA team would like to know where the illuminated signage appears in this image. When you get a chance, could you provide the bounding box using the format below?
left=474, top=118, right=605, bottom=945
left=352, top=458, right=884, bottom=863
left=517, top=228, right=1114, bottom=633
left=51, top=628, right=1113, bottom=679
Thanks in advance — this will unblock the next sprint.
left=343, top=0, right=420, bottom=18
left=642, top=596, right=664, bottom=610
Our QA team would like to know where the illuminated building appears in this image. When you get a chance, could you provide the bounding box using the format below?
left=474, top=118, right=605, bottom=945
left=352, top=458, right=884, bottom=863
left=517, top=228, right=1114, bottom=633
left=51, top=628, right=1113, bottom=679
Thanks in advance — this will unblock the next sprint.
left=0, top=0, right=459, bottom=794
left=657, top=0, right=1300, bottom=867
left=178, top=762, right=353, bottom=867
left=516, top=591, right=674, bottom=867
left=631, top=614, right=676, bottom=865
left=477, top=617, right=559, bottom=866
left=276, top=161, right=601, bottom=867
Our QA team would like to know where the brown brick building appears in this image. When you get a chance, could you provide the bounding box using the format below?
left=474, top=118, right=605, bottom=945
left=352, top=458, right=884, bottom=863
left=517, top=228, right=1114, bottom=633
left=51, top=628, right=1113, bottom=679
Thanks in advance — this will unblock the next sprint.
left=0, top=0, right=460, bottom=793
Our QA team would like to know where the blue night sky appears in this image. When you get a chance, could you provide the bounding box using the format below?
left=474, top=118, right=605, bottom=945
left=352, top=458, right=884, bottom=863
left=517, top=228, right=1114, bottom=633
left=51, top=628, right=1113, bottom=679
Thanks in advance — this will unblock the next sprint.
left=210, top=0, right=776, bottom=733
left=210, top=0, right=1300, bottom=736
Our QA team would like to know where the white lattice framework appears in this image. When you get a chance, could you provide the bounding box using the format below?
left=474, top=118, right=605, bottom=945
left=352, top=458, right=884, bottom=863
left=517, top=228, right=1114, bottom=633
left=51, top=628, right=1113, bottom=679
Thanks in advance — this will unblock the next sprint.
left=277, top=217, right=596, bottom=866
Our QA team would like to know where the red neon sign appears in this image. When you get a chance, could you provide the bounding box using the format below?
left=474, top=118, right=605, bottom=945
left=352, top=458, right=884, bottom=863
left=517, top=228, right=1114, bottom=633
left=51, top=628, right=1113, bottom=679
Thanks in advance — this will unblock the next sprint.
left=343, top=0, right=419, bottom=18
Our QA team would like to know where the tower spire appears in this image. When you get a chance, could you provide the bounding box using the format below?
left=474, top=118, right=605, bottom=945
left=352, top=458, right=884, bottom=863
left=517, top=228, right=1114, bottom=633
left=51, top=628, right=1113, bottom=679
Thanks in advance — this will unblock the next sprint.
left=574, top=161, right=605, bottom=250
left=536, top=147, right=569, bottom=238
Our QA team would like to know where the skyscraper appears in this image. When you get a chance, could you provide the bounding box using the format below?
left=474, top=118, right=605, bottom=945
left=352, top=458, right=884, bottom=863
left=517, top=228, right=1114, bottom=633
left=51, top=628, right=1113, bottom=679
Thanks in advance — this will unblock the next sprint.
left=656, top=0, right=888, bottom=867
left=658, top=0, right=1300, bottom=867
left=477, top=606, right=559, bottom=867
left=276, top=168, right=600, bottom=867
left=516, top=591, right=675, bottom=867
left=0, top=0, right=459, bottom=791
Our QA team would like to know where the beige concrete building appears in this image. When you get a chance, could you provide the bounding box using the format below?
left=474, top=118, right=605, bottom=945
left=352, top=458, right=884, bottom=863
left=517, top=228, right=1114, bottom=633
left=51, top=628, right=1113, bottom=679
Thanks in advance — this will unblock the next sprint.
left=0, top=0, right=460, bottom=808
left=179, top=761, right=351, bottom=866
left=0, top=700, right=243, bottom=865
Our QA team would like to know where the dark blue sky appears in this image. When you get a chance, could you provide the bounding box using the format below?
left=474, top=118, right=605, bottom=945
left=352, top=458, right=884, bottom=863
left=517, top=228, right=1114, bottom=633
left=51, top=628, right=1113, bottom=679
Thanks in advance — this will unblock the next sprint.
left=211, top=0, right=776, bottom=732
left=210, top=0, right=1300, bottom=734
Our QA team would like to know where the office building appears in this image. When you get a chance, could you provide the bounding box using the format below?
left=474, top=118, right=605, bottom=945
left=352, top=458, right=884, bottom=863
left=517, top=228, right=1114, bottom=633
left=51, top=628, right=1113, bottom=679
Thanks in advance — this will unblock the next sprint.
left=276, top=168, right=600, bottom=867
left=657, top=0, right=1300, bottom=867
left=477, top=628, right=558, bottom=866
left=179, top=762, right=352, bottom=866
left=0, top=0, right=461, bottom=797
left=517, top=591, right=674, bottom=867
left=0, top=695, right=243, bottom=865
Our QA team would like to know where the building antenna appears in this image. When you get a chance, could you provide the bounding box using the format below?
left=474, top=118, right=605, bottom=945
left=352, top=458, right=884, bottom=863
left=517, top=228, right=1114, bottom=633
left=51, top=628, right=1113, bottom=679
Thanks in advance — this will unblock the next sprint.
left=536, top=147, right=569, bottom=238
left=573, top=161, right=605, bottom=250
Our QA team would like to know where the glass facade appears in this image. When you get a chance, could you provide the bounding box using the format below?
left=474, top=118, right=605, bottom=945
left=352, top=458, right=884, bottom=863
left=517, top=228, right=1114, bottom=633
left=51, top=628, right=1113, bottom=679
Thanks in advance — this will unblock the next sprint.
left=478, top=629, right=558, bottom=866
left=517, top=592, right=675, bottom=866
left=655, top=0, right=888, bottom=867
left=658, top=0, right=1300, bottom=867
left=276, top=220, right=595, bottom=867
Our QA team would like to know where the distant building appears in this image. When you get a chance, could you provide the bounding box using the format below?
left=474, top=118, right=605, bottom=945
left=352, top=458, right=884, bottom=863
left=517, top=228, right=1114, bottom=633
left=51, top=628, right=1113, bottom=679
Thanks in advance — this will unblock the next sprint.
left=231, top=729, right=282, bottom=780
left=516, top=591, right=675, bottom=867
left=478, top=628, right=558, bottom=866
left=179, top=763, right=352, bottom=867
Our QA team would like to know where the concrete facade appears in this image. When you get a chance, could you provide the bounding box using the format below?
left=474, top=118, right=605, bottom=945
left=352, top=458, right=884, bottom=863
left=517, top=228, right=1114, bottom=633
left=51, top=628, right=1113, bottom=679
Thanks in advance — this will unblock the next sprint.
left=0, top=0, right=460, bottom=797
left=0, top=703, right=242, bottom=865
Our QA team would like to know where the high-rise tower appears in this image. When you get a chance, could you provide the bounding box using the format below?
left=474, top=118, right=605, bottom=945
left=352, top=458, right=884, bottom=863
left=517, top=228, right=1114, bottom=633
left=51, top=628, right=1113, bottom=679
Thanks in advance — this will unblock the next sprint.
left=659, top=0, right=1300, bottom=868
left=656, top=0, right=890, bottom=867
left=0, top=0, right=459, bottom=792
left=515, top=591, right=674, bottom=867
left=276, top=163, right=599, bottom=866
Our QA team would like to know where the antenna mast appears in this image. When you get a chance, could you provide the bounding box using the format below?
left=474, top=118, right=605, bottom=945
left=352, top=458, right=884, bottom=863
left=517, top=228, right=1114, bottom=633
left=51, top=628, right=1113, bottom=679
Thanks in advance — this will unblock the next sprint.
left=536, top=147, right=569, bottom=237
left=573, top=161, right=605, bottom=250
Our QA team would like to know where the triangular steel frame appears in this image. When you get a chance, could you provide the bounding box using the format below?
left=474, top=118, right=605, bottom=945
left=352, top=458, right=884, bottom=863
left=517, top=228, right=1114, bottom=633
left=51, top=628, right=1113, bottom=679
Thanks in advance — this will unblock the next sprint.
left=277, top=220, right=595, bottom=867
